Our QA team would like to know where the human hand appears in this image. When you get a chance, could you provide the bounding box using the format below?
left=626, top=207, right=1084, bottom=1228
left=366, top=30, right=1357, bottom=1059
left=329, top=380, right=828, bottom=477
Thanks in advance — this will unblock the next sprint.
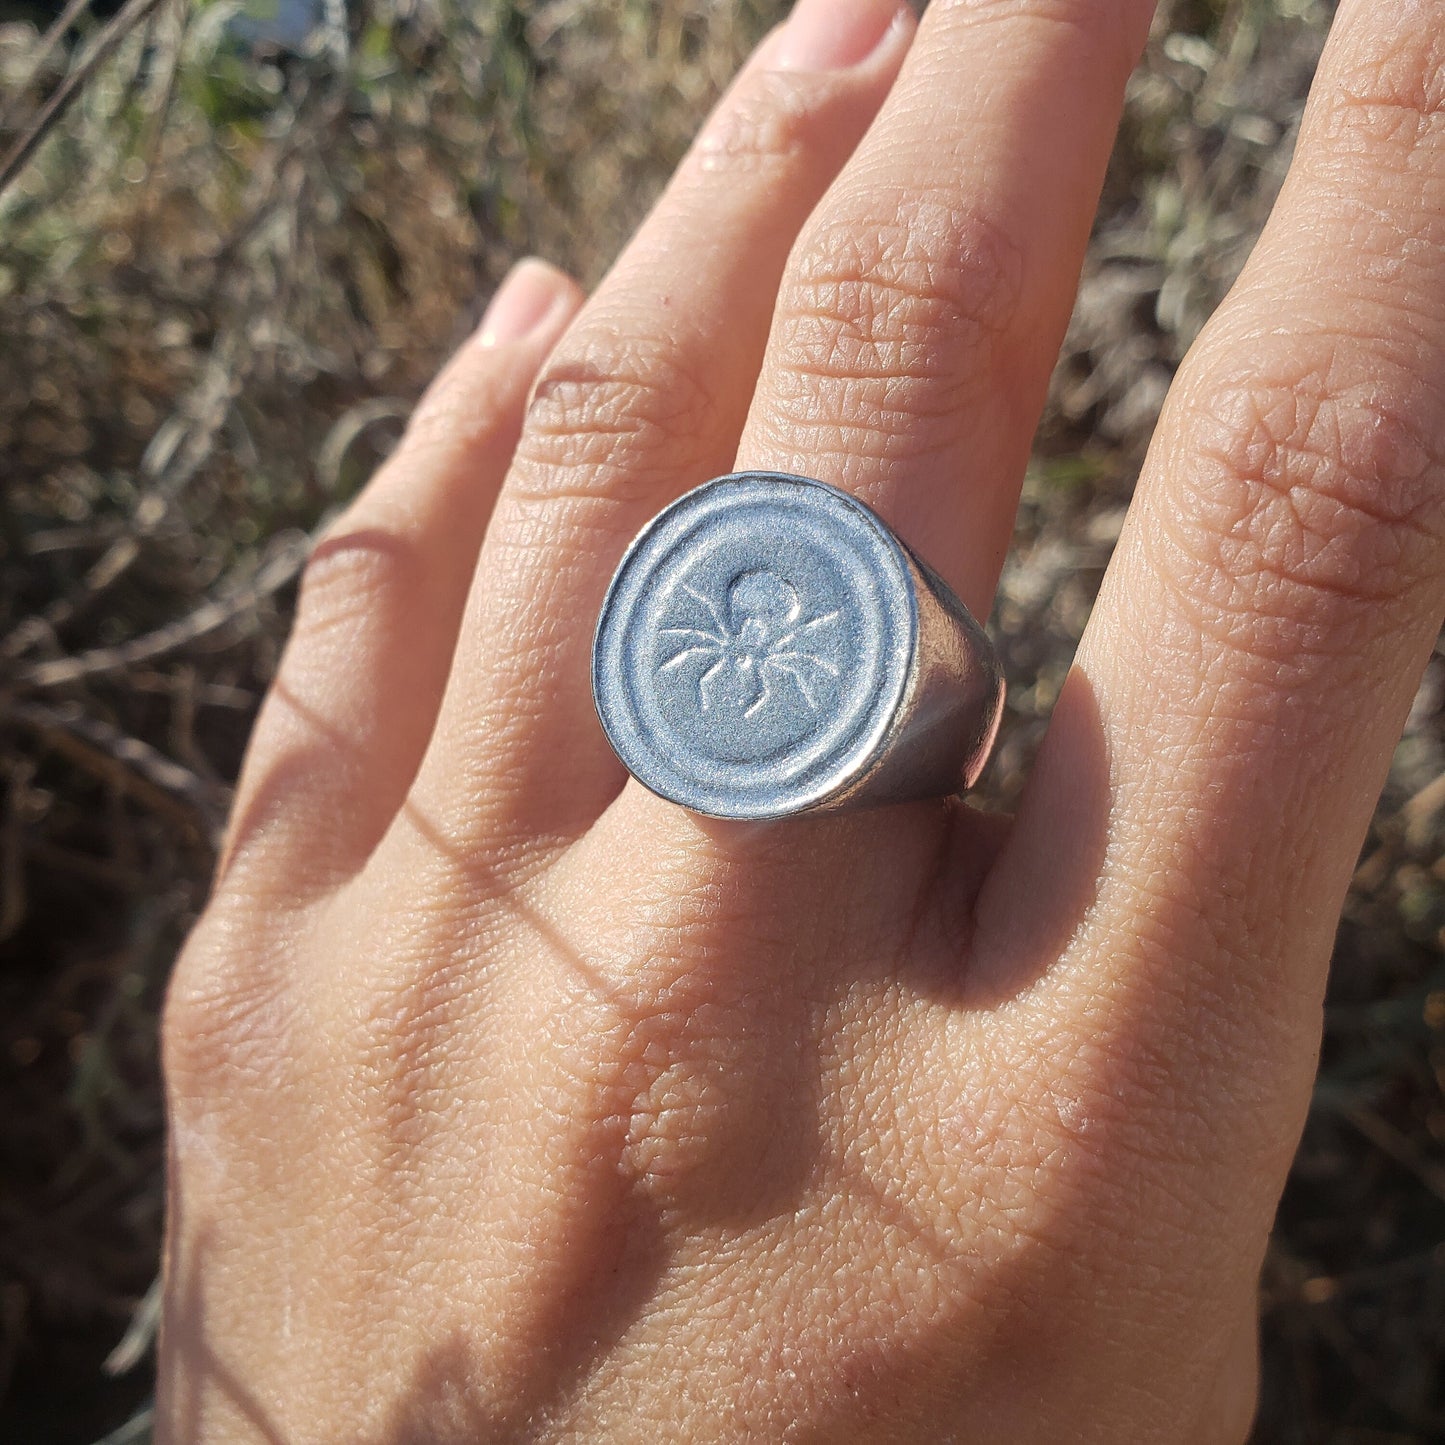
left=158, top=0, right=1445, bottom=1439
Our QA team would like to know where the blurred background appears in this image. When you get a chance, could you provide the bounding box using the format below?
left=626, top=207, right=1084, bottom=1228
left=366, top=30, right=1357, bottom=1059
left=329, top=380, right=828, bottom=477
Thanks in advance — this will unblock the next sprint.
left=0, top=0, right=1441, bottom=1439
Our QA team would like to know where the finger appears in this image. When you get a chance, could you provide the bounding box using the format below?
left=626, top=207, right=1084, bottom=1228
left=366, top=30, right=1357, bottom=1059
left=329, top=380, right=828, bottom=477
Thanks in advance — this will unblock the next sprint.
left=219, top=261, right=583, bottom=898
left=401, top=0, right=916, bottom=851
left=601, top=0, right=1155, bottom=877
left=991, top=0, right=1445, bottom=1264
left=735, top=0, right=1158, bottom=620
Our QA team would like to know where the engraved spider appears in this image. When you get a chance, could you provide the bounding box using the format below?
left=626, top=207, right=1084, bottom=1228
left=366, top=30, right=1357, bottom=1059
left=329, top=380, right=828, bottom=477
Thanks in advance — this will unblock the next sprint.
left=657, top=570, right=840, bottom=718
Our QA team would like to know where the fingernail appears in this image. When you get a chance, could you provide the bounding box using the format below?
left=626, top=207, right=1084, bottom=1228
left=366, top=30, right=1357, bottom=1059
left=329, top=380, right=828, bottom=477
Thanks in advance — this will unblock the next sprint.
left=774, top=0, right=907, bottom=72
left=477, top=259, right=566, bottom=347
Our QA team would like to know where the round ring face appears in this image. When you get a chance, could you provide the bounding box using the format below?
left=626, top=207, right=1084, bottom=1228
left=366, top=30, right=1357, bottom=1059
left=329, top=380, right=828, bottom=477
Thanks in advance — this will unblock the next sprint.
left=593, top=473, right=917, bottom=818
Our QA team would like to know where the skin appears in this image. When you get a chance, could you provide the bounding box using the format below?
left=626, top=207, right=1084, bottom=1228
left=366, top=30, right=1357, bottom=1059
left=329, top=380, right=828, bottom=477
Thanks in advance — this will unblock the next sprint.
left=157, top=0, right=1445, bottom=1439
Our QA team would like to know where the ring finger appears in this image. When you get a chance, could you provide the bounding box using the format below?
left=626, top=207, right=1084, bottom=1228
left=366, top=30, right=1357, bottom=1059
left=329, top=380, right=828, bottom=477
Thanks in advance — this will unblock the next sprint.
left=600, top=0, right=1157, bottom=850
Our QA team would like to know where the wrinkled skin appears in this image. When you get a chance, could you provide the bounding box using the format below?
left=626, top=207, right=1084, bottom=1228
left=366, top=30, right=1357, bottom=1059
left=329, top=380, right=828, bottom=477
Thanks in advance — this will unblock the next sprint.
left=158, top=0, right=1445, bottom=1439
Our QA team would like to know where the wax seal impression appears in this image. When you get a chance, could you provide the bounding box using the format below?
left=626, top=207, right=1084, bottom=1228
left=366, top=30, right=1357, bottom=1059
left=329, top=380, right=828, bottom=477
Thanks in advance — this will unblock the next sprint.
left=592, top=472, right=1003, bottom=820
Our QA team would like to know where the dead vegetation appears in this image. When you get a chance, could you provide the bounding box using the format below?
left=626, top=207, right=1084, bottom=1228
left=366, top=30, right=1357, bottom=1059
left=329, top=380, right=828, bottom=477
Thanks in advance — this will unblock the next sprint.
left=0, top=1, right=1440, bottom=1439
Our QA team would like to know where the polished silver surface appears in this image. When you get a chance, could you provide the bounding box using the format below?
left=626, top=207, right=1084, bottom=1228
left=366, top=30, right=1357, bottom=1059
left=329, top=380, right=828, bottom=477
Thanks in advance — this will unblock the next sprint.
left=592, top=472, right=1004, bottom=820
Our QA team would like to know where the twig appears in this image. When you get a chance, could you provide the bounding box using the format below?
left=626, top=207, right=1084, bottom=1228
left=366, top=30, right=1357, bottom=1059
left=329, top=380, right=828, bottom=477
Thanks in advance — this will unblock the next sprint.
left=135, top=0, right=188, bottom=208
left=0, top=757, right=35, bottom=943
left=319, top=0, right=349, bottom=70
left=11, top=532, right=311, bottom=689
left=0, top=0, right=167, bottom=202
left=0, top=0, right=95, bottom=133
left=29, top=839, right=150, bottom=893
left=16, top=521, right=124, bottom=558
left=1342, top=1103, right=1445, bottom=1208
left=1, top=697, right=230, bottom=843
left=90, top=1403, right=156, bottom=1445
left=315, top=396, right=409, bottom=493
left=137, top=354, right=240, bottom=497
left=32, top=535, right=141, bottom=640
left=124, top=670, right=255, bottom=711
left=103, top=1275, right=161, bottom=1376
left=1403, top=770, right=1445, bottom=849
left=0, top=501, right=164, bottom=661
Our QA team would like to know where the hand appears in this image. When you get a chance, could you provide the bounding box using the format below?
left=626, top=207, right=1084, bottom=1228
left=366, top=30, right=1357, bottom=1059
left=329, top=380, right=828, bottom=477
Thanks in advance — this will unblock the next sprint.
left=157, top=0, right=1445, bottom=1438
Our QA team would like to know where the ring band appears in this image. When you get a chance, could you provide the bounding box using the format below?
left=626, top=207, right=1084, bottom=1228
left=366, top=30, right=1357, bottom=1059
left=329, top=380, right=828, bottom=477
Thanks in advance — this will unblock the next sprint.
left=592, top=472, right=1004, bottom=820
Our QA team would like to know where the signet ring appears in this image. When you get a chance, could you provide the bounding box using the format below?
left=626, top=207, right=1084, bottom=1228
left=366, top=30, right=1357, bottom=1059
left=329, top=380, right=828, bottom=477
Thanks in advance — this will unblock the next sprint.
left=592, top=472, right=1005, bottom=821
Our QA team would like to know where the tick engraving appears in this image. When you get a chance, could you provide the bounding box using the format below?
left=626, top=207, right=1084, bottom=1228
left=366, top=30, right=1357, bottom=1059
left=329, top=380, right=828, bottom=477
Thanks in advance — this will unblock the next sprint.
left=657, top=571, right=840, bottom=719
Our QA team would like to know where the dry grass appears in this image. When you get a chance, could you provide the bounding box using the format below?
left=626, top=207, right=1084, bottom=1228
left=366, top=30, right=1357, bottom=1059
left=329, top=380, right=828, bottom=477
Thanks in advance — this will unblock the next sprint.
left=0, top=1, right=1440, bottom=1440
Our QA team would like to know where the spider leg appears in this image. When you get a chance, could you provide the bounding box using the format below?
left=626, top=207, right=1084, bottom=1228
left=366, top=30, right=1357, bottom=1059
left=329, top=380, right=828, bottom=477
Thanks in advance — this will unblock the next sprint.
left=766, top=659, right=818, bottom=710
left=769, top=649, right=840, bottom=678
left=659, top=644, right=718, bottom=671
left=771, top=610, right=839, bottom=651
left=697, top=657, right=726, bottom=711
left=681, top=584, right=732, bottom=641
left=742, top=665, right=771, bottom=718
left=658, top=625, right=725, bottom=645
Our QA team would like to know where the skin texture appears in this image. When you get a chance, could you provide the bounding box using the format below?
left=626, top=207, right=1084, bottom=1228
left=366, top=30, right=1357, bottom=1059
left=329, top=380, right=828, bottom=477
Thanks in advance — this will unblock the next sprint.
left=158, top=0, right=1445, bottom=1439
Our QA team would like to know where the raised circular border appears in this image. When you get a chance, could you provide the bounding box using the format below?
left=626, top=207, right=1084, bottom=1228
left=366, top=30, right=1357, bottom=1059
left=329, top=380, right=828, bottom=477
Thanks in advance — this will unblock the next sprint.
left=592, top=472, right=917, bottom=819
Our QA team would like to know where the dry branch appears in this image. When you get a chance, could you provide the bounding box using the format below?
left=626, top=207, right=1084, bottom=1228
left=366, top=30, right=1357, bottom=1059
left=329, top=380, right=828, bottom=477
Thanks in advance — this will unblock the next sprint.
left=11, top=532, right=311, bottom=690
left=0, top=0, right=167, bottom=200
left=2, top=696, right=230, bottom=843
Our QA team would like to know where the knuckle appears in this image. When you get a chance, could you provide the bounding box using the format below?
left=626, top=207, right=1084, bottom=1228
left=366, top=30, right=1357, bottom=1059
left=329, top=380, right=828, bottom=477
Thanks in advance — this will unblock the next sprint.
left=1156, top=332, right=1445, bottom=648
left=931, top=0, right=1147, bottom=78
left=288, top=529, right=420, bottom=653
left=161, top=914, right=290, bottom=1103
left=692, top=69, right=831, bottom=177
left=763, top=194, right=1026, bottom=461
left=1326, top=18, right=1445, bottom=148
left=512, top=327, right=722, bottom=502
left=402, top=362, right=517, bottom=464
left=606, top=989, right=801, bottom=1220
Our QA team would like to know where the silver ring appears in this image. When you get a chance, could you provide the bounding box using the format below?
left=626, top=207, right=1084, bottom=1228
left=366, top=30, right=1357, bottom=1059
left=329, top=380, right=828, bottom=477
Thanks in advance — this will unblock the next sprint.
left=592, top=472, right=1004, bottom=820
